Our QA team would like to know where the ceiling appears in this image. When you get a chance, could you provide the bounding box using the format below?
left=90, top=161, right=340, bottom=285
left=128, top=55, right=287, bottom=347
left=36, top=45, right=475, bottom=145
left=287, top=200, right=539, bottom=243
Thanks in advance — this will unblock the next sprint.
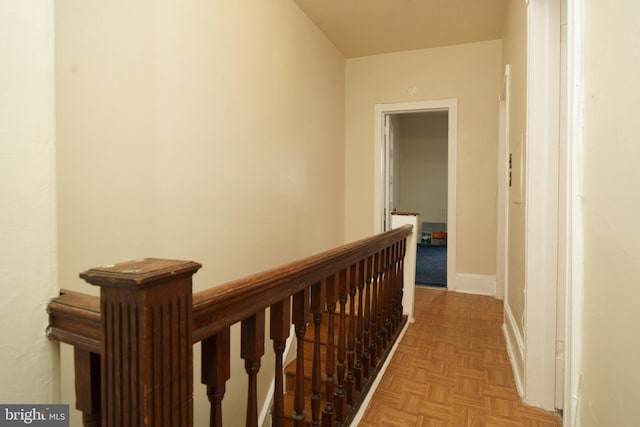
left=294, top=0, right=509, bottom=58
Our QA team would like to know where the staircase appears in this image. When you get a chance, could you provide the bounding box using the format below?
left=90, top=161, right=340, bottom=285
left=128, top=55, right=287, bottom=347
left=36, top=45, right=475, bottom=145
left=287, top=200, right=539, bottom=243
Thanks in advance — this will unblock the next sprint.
left=283, top=312, right=344, bottom=427
left=281, top=307, right=407, bottom=427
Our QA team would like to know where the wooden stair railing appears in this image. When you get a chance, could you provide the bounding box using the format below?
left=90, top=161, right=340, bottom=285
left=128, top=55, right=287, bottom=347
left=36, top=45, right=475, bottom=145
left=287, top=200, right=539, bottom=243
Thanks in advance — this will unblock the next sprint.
left=46, top=225, right=412, bottom=427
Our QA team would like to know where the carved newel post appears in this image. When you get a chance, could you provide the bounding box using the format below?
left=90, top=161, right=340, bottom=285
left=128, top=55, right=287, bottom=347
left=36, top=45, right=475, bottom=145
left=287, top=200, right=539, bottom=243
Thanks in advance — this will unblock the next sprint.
left=81, top=258, right=201, bottom=427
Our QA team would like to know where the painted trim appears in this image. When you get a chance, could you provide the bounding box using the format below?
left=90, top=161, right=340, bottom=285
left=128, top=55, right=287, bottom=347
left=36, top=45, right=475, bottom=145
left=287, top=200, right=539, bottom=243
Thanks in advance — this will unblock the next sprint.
left=564, top=0, right=584, bottom=424
left=503, top=302, right=525, bottom=397
left=374, top=99, right=458, bottom=292
left=349, top=320, right=410, bottom=426
left=446, top=102, right=458, bottom=294
left=525, top=0, right=562, bottom=410
left=554, top=0, right=569, bottom=412
left=259, top=374, right=275, bottom=427
left=391, top=213, right=419, bottom=323
left=496, top=64, right=511, bottom=301
left=451, top=273, right=496, bottom=296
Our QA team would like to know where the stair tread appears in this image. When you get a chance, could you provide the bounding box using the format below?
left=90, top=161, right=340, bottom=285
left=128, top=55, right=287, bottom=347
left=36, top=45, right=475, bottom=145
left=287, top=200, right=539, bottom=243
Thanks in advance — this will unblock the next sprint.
left=285, top=341, right=335, bottom=373
left=304, top=313, right=343, bottom=345
left=283, top=394, right=316, bottom=420
left=282, top=392, right=353, bottom=427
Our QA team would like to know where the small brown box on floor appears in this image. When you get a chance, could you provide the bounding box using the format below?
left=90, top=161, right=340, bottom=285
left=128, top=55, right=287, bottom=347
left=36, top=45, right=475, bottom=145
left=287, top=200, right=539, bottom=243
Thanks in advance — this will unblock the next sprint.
left=431, top=231, right=447, bottom=246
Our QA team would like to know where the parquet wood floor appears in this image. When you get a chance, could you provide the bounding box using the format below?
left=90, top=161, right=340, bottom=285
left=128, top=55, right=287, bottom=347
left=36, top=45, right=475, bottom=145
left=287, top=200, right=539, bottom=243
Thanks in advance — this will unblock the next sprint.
left=358, top=288, right=562, bottom=427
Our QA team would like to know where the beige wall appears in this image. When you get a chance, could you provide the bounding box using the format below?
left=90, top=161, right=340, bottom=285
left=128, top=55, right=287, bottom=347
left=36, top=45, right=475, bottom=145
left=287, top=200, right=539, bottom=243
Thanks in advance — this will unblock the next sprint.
left=0, top=0, right=59, bottom=404
left=345, top=40, right=502, bottom=275
left=579, top=0, right=640, bottom=424
left=55, top=0, right=345, bottom=424
left=501, top=0, right=527, bottom=335
left=395, top=113, right=448, bottom=224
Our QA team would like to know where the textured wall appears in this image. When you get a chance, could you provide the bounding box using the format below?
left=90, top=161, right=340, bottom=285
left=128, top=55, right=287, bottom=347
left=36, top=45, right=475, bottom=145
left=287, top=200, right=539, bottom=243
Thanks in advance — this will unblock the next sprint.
left=55, top=0, right=346, bottom=424
left=0, top=0, right=59, bottom=404
left=579, top=0, right=640, bottom=424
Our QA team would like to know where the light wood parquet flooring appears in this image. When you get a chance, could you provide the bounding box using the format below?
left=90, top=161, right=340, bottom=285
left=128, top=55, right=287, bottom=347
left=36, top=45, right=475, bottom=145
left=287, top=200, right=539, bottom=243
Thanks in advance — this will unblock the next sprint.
left=358, top=288, right=562, bottom=427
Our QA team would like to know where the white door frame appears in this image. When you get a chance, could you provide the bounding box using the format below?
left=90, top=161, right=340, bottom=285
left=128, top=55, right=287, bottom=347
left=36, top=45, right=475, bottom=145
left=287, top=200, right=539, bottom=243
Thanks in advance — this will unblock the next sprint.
left=383, top=115, right=395, bottom=231
left=497, top=64, right=511, bottom=301
left=525, top=0, right=566, bottom=411
left=374, top=99, right=458, bottom=288
left=563, top=0, right=583, bottom=424
left=512, top=0, right=582, bottom=417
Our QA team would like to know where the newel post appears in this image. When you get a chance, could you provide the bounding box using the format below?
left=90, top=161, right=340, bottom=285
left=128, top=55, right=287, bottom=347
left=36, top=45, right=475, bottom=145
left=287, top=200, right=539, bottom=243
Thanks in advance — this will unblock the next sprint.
left=80, top=258, right=202, bottom=427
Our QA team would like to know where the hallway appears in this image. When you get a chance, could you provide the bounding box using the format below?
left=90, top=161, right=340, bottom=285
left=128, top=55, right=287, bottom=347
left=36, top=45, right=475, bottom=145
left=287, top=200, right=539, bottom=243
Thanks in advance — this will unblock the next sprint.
left=358, top=288, right=562, bottom=426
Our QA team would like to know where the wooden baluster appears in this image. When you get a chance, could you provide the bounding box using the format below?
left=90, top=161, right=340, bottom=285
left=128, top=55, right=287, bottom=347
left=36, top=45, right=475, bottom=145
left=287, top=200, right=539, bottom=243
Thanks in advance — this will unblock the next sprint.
left=388, top=242, right=399, bottom=336
left=354, top=259, right=366, bottom=390
left=392, top=239, right=403, bottom=326
left=378, top=247, right=390, bottom=354
left=270, top=299, right=291, bottom=427
left=369, top=251, right=380, bottom=367
left=396, top=241, right=404, bottom=332
left=378, top=247, right=389, bottom=351
left=321, top=274, right=337, bottom=426
left=395, top=241, right=404, bottom=327
left=376, top=249, right=387, bottom=359
left=241, top=312, right=265, bottom=427
left=378, top=246, right=391, bottom=344
left=310, top=282, right=325, bottom=427
left=362, top=256, right=373, bottom=379
left=344, top=264, right=357, bottom=405
left=74, top=348, right=101, bottom=427
left=292, top=289, right=309, bottom=427
left=81, top=259, right=200, bottom=427
left=334, top=269, right=348, bottom=422
left=397, top=239, right=407, bottom=322
left=376, top=249, right=384, bottom=363
left=202, top=328, right=231, bottom=427
left=382, top=245, right=393, bottom=345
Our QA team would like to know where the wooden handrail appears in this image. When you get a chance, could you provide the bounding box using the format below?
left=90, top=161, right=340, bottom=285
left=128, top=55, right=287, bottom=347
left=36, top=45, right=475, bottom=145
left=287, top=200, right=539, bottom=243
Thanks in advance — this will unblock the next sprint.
left=48, top=225, right=413, bottom=349
left=192, top=225, right=412, bottom=341
left=47, top=224, right=413, bottom=427
left=47, top=290, right=101, bottom=353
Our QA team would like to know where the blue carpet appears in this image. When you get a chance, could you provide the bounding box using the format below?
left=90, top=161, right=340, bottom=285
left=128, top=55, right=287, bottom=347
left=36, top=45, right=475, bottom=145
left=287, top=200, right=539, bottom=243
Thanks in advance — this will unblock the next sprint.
left=415, top=244, right=447, bottom=287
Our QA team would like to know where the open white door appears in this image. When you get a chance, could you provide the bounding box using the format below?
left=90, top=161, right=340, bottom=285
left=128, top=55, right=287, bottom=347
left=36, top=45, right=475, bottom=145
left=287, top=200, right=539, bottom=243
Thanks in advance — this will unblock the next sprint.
left=383, top=115, right=395, bottom=230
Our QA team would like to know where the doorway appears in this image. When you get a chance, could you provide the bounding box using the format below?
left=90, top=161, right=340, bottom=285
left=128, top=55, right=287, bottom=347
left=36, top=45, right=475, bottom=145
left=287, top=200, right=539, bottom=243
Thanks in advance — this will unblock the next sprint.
left=374, top=99, right=457, bottom=290
left=390, top=112, right=449, bottom=288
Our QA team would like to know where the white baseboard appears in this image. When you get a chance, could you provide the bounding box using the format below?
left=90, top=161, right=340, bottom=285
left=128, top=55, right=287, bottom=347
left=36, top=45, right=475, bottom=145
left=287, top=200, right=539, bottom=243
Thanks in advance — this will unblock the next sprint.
left=451, top=273, right=496, bottom=296
left=503, top=302, right=525, bottom=398
left=259, top=376, right=275, bottom=427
